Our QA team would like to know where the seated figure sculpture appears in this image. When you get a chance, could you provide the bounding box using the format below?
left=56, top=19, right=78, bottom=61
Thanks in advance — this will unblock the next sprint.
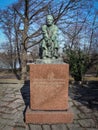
left=41, top=15, right=59, bottom=59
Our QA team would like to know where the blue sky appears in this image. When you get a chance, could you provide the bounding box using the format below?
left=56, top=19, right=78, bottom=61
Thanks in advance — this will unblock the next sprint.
left=0, top=0, right=18, bottom=9
left=0, top=0, right=18, bottom=43
left=0, top=0, right=98, bottom=10
left=0, top=0, right=98, bottom=44
left=94, top=1, right=98, bottom=10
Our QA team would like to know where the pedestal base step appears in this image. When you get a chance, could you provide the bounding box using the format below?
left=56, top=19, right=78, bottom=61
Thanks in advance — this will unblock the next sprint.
left=25, top=107, right=74, bottom=124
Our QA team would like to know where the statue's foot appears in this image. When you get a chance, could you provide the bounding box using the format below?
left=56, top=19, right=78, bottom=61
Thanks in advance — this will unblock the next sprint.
left=52, top=57, right=56, bottom=59
left=43, top=57, right=47, bottom=59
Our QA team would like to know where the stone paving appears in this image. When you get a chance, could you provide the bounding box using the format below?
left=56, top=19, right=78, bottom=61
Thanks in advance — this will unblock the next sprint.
left=0, top=81, right=98, bottom=130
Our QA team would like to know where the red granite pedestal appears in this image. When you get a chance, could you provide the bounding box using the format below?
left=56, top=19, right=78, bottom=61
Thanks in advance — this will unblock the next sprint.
left=25, top=64, right=73, bottom=124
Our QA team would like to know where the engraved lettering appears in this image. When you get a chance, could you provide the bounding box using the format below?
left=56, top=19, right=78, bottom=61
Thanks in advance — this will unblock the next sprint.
left=31, top=79, right=66, bottom=87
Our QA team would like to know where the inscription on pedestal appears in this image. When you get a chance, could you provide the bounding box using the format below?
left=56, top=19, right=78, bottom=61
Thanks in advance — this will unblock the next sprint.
left=30, top=64, right=69, bottom=110
left=32, top=79, right=66, bottom=88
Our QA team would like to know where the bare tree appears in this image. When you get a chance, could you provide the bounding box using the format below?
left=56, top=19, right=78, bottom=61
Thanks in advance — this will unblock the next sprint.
left=12, top=0, right=51, bottom=80
left=0, top=0, right=98, bottom=81
left=0, top=9, right=16, bottom=70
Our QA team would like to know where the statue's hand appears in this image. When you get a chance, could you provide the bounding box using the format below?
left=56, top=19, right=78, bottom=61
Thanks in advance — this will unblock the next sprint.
left=44, top=37, right=48, bottom=42
left=51, top=35, right=56, bottom=42
left=46, top=39, right=52, bottom=47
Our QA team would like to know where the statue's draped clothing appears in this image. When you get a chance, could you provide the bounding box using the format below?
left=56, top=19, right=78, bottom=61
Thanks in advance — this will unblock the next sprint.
left=41, top=24, right=59, bottom=58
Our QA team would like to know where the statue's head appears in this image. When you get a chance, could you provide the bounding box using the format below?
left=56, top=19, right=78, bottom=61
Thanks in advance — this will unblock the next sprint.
left=46, top=15, right=54, bottom=26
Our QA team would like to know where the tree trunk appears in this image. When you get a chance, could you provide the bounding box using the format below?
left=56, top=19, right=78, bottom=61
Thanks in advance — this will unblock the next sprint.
left=21, top=44, right=27, bottom=80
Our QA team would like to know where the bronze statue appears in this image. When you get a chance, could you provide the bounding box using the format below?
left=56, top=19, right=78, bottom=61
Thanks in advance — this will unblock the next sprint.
left=40, top=15, right=59, bottom=59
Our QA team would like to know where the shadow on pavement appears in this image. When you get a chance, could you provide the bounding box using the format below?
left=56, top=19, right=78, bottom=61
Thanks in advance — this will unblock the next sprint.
left=20, top=80, right=30, bottom=122
left=20, top=79, right=98, bottom=122
left=69, top=81, right=98, bottom=110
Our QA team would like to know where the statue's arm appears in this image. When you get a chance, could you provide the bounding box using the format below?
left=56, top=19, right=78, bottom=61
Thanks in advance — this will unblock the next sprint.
left=51, top=25, right=58, bottom=41
left=42, top=25, right=49, bottom=41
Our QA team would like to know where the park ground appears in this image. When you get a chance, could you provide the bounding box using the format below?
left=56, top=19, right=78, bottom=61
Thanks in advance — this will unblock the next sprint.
left=0, top=72, right=98, bottom=130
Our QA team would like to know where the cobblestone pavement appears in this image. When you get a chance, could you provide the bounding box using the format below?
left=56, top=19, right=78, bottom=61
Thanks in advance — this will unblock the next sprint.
left=0, top=81, right=98, bottom=130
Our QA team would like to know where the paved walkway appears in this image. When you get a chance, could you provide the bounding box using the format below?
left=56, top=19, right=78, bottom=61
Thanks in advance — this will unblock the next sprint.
left=0, top=81, right=98, bottom=130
